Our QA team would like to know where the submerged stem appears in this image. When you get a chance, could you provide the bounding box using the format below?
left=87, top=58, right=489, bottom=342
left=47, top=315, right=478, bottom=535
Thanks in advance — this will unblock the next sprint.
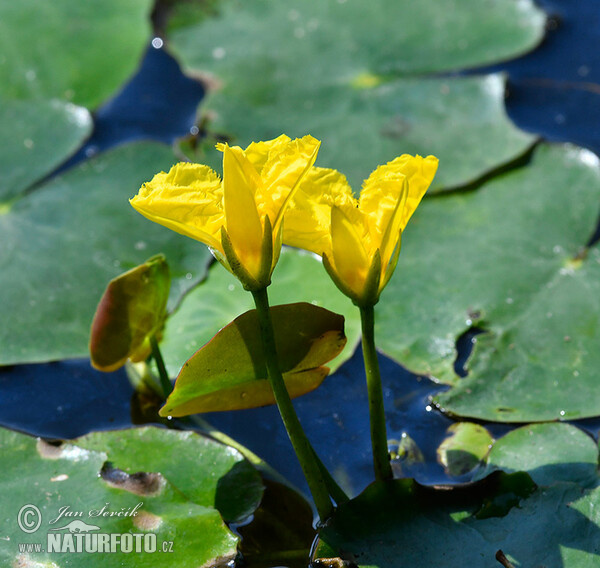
left=359, top=305, right=393, bottom=481
left=251, top=287, right=334, bottom=520
left=149, top=335, right=173, bottom=399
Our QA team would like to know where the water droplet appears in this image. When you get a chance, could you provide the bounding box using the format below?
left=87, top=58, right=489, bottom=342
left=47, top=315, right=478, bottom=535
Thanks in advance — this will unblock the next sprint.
left=85, top=145, right=98, bottom=158
left=465, top=318, right=472, bottom=326
left=185, top=273, right=193, bottom=280
left=578, top=65, right=590, bottom=77
left=212, top=46, right=226, bottom=60
left=25, top=69, right=36, bottom=81
left=425, top=405, right=432, bottom=412
left=505, top=297, right=514, bottom=304
left=23, top=138, right=34, bottom=149
left=559, top=410, right=566, bottom=416
left=190, top=125, right=199, bottom=136
left=553, top=245, right=563, bottom=254
left=151, top=37, right=163, bottom=49
left=546, top=312, right=553, bottom=318
left=573, top=370, right=580, bottom=377
left=227, top=284, right=235, bottom=291
left=134, top=241, right=147, bottom=251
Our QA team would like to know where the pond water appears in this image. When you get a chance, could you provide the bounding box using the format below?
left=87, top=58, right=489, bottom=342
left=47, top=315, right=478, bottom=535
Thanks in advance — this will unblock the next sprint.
left=2, top=0, right=600, bottom=504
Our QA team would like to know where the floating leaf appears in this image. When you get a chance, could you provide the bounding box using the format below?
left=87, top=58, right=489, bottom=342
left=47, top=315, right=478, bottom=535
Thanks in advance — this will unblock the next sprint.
left=0, top=142, right=211, bottom=366
left=0, top=0, right=153, bottom=108
left=168, top=0, right=543, bottom=190
left=75, top=426, right=263, bottom=523
left=0, top=426, right=247, bottom=567
left=161, top=247, right=360, bottom=377
left=373, top=144, right=600, bottom=421
left=0, top=97, right=92, bottom=201
left=90, top=255, right=171, bottom=372
left=474, top=423, right=599, bottom=488
left=316, top=475, right=600, bottom=567
left=161, top=302, right=346, bottom=416
left=437, top=422, right=494, bottom=477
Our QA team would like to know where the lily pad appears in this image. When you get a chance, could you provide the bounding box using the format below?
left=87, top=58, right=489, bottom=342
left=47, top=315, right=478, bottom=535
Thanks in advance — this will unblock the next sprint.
left=474, top=423, right=599, bottom=488
left=373, top=143, right=600, bottom=421
left=0, top=426, right=245, bottom=567
left=0, top=0, right=153, bottom=108
left=0, top=98, right=92, bottom=201
left=0, top=142, right=212, bottom=366
left=161, top=302, right=346, bottom=416
left=315, top=475, right=600, bottom=567
left=161, top=248, right=360, bottom=378
left=74, top=426, right=264, bottom=522
left=167, top=0, right=543, bottom=190
left=201, top=74, right=535, bottom=191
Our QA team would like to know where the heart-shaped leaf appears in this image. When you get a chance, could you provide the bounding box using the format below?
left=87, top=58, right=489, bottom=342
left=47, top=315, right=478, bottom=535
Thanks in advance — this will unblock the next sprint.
left=160, top=302, right=346, bottom=416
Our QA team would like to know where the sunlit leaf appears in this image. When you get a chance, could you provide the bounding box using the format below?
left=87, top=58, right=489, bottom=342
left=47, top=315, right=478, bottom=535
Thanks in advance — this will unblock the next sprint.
left=160, top=302, right=346, bottom=416
left=437, top=422, right=494, bottom=477
left=0, top=0, right=153, bottom=108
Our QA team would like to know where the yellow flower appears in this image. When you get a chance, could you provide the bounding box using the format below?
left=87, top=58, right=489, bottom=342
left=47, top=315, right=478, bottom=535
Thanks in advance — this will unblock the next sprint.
left=130, top=135, right=321, bottom=290
left=284, top=154, right=438, bottom=306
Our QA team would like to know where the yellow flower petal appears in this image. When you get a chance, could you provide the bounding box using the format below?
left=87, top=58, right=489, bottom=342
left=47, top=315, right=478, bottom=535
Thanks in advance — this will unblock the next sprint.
left=284, top=167, right=355, bottom=257
left=243, top=134, right=292, bottom=172
left=377, top=175, right=408, bottom=275
left=360, top=154, right=438, bottom=231
left=330, top=206, right=371, bottom=299
left=130, top=163, right=224, bottom=251
left=222, top=145, right=264, bottom=279
left=258, top=135, right=321, bottom=233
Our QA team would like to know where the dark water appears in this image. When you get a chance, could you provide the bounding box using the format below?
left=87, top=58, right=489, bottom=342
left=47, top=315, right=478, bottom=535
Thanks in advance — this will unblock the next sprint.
left=2, top=0, right=600, bottom=500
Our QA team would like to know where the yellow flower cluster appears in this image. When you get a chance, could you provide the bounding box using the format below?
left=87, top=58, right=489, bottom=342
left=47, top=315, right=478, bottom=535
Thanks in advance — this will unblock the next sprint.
left=130, top=135, right=438, bottom=304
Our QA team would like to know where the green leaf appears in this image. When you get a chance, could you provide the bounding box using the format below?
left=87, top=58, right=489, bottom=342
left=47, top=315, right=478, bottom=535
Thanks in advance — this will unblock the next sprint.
left=373, top=144, right=600, bottom=421
left=168, top=0, right=543, bottom=190
left=170, top=0, right=545, bottom=78
left=437, top=422, right=494, bottom=477
left=161, top=302, right=346, bottom=416
left=75, top=426, right=264, bottom=523
left=0, top=98, right=92, bottom=201
left=202, top=74, right=535, bottom=192
left=474, top=423, right=599, bottom=488
left=315, top=475, right=600, bottom=567
left=90, top=255, right=171, bottom=372
left=0, top=142, right=212, bottom=366
left=0, top=426, right=247, bottom=567
left=161, top=247, right=360, bottom=378
left=0, top=0, right=153, bottom=108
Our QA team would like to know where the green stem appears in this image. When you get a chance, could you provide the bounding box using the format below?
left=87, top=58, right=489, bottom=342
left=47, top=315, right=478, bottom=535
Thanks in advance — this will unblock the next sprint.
left=149, top=335, right=173, bottom=399
left=359, top=305, right=393, bottom=481
left=252, top=287, right=334, bottom=520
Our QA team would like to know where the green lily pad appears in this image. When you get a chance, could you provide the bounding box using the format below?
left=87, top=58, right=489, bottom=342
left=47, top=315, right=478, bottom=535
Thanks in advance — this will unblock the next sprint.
left=161, top=302, right=346, bottom=416
left=161, top=247, right=360, bottom=378
left=75, top=426, right=263, bottom=522
left=0, top=142, right=212, bottom=366
left=0, top=0, right=153, bottom=108
left=373, top=143, right=600, bottom=421
left=0, top=98, right=92, bottom=201
left=167, top=0, right=543, bottom=190
left=315, top=475, right=600, bottom=567
left=474, top=423, right=599, bottom=488
left=169, top=0, right=545, bottom=78
left=437, top=422, right=494, bottom=477
left=0, top=426, right=246, bottom=567
left=201, top=74, right=536, bottom=192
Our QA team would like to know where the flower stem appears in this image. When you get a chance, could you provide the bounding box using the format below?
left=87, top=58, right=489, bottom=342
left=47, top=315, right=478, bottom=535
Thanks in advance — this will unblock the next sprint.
left=149, top=335, right=173, bottom=399
left=251, top=287, right=334, bottom=520
left=359, top=305, right=393, bottom=481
